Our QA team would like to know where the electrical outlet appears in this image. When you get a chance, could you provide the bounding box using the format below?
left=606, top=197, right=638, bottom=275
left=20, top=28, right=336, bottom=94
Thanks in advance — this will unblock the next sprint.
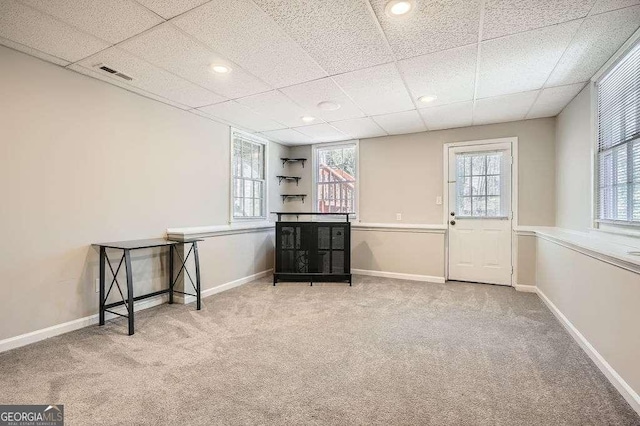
left=396, top=213, right=402, bottom=221
left=95, top=278, right=100, bottom=293
left=436, top=196, right=442, bottom=205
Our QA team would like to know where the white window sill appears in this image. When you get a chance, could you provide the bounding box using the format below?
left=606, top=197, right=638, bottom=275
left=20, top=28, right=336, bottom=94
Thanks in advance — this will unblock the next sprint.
left=515, top=226, right=640, bottom=274
left=167, top=221, right=274, bottom=241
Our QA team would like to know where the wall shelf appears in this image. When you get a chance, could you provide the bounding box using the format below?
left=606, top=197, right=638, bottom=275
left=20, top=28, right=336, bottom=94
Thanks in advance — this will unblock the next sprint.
left=281, top=158, right=307, bottom=168
left=281, top=194, right=307, bottom=203
left=276, top=175, right=301, bottom=186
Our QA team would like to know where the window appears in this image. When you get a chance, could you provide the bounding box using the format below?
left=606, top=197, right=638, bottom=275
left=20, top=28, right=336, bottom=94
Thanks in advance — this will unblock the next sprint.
left=455, top=151, right=508, bottom=218
left=596, top=41, right=640, bottom=225
left=314, top=142, right=357, bottom=215
left=231, top=130, right=266, bottom=219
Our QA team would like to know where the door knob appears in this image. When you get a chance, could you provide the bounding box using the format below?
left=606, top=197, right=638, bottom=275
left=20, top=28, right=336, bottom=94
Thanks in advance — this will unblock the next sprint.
left=450, top=212, right=455, bottom=216
left=450, top=220, right=456, bottom=225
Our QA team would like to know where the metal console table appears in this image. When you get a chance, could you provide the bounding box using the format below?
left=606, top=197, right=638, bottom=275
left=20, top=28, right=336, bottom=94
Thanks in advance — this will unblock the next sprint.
left=93, top=238, right=203, bottom=335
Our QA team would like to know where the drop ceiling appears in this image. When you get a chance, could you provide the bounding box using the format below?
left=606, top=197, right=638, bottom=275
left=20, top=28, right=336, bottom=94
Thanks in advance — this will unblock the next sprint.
left=1, top=0, right=639, bottom=145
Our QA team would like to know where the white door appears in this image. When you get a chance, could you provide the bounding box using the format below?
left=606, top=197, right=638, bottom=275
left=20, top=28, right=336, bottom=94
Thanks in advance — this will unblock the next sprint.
left=447, top=143, right=512, bottom=285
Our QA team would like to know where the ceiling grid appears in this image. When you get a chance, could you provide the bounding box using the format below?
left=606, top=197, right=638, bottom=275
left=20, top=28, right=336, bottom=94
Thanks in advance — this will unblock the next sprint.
left=0, top=0, right=638, bottom=144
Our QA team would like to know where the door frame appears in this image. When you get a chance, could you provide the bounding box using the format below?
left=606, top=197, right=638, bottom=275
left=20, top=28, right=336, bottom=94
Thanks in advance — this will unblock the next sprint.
left=442, top=137, right=519, bottom=286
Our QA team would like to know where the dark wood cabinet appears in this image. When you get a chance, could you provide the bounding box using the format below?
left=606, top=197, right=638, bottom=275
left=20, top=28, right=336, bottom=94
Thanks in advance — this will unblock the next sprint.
left=274, top=218, right=351, bottom=286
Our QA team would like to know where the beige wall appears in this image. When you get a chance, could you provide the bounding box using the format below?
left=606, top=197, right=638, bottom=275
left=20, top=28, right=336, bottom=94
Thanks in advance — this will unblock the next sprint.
left=289, top=119, right=556, bottom=277
left=515, top=235, right=537, bottom=286
left=0, top=46, right=278, bottom=340
left=555, top=86, right=593, bottom=231
left=536, top=238, right=640, bottom=401
left=292, top=119, right=556, bottom=226
left=352, top=230, right=444, bottom=278
left=358, top=118, right=557, bottom=225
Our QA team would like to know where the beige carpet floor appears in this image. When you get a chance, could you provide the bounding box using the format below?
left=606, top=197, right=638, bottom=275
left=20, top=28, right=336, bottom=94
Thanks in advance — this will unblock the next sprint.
left=0, top=276, right=638, bottom=425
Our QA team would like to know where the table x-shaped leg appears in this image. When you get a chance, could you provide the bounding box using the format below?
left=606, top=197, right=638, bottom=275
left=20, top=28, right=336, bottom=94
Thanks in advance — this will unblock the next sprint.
left=169, top=241, right=201, bottom=310
left=99, top=248, right=135, bottom=335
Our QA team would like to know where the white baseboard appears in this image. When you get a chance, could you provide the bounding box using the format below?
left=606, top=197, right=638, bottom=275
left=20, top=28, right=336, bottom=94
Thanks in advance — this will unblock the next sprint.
left=352, top=268, right=445, bottom=283
left=175, top=269, right=272, bottom=304
left=514, top=284, right=537, bottom=293
left=537, top=288, right=640, bottom=415
left=0, top=269, right=272, bottom=354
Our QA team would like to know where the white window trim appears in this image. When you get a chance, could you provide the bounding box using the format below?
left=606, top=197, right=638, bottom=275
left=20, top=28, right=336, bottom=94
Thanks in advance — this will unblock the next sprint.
left=311, top=140, right=360, bottom=221
left=590, top=28, right=640, bottom=236
left=229, top=128, right=269, bottom=223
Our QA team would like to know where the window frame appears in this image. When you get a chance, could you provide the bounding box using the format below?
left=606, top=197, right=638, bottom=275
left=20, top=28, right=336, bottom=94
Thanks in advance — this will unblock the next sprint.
left=229, top=128, right=269, bottom=223
left=591, top=33, right=640, bottom=236
left=311, top=140, right=360, bottom=220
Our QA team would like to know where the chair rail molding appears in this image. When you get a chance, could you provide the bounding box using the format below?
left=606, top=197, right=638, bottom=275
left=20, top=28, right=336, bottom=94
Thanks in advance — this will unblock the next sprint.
left=352, top=223, right=447, bottom=234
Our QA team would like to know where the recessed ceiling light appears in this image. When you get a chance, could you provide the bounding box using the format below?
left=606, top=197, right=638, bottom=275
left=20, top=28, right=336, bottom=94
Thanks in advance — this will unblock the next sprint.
left=385, top=0, right=414, bottom=17
left=210, top=64, right=231, bottom=74
left=301, top=116, right=316, bottom=123
left=317, top=101, right=341, bottom=111
left=418, top=95, right=437, bottom=104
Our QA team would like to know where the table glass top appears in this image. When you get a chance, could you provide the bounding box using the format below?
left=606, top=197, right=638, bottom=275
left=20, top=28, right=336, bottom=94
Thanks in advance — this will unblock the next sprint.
left=93, top=238, right=201, bottom=250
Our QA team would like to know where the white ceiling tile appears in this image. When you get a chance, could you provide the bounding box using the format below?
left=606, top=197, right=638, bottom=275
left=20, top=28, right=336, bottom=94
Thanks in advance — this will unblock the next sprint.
left=330, top=118, right=387, bottom=139
left=332, top=63, right=414, bottom=116
left=590, top=0, right=640, bottom=15
left=477, top=21, right=581, bottom=99
left=0, top=1, right=109, bottom=62
left=527, top=83, right=586, bottom=118
left=372, top=110, right=427, bottom=135
left=173, top=0, right=327, bottom=88
left=473, top=91, right=539, bottom=125
left=280, top=78, right=366, bottom=122
left=67, top=63, right=192, bottom=109
left=235, top=90, right=321, bottom=128
left=76, top=47, right=225, bottom=108
left=369, top=0, right=482, bottom=59
left=547, top=6, right=640, bottom=86
left=119, top=23, right=268, bottom=99
left=398, top=44, right=477, bottom=107
left=293, top=123, right=349, bottom=143
left=252, top=0, right=393, bottom=74
left=0, top=36, right=70, bottom=66
left=21, top=0, right=163, bottom=44
left=134, top=0, right=209, bottom=19
left=419, top=101, right=474, bottom=130
left=197, top=101, right=286, bottom=132
left=483, top=0, right=593, bottom=40
left=261, top=128, right=314, bottom=145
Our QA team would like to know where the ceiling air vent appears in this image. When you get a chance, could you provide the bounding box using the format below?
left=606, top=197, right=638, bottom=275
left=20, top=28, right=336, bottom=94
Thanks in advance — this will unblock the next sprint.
left=95, top=64, right=133, bottom=81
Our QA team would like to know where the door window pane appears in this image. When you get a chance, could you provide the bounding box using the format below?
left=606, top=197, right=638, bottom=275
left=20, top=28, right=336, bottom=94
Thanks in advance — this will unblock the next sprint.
left=456, top=151, right=505, bottom=218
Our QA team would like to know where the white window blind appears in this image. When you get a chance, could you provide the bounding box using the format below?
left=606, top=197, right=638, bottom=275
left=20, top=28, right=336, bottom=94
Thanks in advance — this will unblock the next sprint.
left=596, top=41, right=640, bottom=224
left=232, top=130, right=266, bottom=219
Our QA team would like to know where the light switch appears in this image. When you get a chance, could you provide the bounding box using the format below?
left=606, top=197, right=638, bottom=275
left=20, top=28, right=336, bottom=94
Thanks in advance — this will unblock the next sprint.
left=436, top=196, right=442, bottom=205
